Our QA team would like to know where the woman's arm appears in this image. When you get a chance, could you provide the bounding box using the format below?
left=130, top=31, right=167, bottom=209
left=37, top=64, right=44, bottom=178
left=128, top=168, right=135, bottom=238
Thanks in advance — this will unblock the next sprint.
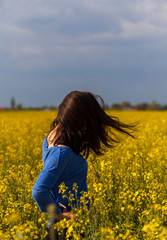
left=32, top=148, right=70, bottom=223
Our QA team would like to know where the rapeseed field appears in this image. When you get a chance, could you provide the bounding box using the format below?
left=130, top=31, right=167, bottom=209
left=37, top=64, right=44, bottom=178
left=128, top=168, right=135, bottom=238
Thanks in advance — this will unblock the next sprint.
left=0, top=110, right=167, bottom=239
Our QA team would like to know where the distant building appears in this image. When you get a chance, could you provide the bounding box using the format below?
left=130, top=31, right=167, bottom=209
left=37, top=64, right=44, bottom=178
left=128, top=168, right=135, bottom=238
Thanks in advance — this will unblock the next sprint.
left=122, top=106, right=137, bottom=111
left=0, top=106, right=5, bottom=111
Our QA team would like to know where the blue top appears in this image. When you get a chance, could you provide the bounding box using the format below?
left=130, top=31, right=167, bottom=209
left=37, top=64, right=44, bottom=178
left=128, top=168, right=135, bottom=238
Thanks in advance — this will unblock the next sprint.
left=32, top=133, right=90, bottom=228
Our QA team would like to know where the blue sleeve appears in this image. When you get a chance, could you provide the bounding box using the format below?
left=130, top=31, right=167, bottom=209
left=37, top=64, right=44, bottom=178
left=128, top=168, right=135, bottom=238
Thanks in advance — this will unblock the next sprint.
left=32, top=148, right=69, bottom=222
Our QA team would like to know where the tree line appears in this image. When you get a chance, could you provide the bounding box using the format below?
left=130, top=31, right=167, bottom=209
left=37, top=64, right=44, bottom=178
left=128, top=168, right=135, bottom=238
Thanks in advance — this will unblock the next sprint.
left=104, top=100, right=167, bottom=111
left=0, top=97, right=167, bottom=111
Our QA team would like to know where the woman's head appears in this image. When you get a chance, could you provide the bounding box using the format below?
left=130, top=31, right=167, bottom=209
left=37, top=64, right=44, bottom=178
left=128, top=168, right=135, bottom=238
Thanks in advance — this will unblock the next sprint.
left=48, top=91, right=140, bottom=159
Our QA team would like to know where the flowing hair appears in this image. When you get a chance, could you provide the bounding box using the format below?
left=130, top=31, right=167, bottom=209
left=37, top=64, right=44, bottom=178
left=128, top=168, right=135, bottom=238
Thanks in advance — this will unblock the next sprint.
left=46, top=91, right=141, bottom=159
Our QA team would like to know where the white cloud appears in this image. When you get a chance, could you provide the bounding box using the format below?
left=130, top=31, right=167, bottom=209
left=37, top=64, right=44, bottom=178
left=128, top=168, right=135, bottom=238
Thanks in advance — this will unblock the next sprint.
left=131, top=0, right=167, bottom=24
left=10, top=46, right=42, bottom=58
left=0, top=23, right=32, bottom=37
left=120, top=20, right=167, bottom=39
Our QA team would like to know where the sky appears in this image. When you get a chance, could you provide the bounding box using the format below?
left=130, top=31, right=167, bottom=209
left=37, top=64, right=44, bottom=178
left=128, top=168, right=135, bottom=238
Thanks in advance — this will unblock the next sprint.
left=0, top=0, right=167, bottom=108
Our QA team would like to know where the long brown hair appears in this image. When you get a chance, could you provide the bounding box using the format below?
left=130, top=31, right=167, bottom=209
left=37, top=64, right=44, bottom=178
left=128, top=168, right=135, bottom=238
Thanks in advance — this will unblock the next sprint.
left=46, top=91, right=141, bottom=159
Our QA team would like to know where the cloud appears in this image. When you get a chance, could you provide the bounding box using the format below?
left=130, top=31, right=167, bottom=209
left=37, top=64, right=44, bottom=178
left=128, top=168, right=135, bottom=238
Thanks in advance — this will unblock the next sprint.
left=0, top=23, right=32, bottom=37
left=120, top=20, right=166, bottom=39
left=0, top=0, right=167, bottom=74
left=10, top=46, right=42, bottom=58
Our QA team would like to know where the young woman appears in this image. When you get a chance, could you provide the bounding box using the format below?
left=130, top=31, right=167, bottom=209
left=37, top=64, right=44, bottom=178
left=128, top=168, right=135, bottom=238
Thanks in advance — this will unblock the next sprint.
left=32, top=91, right=140, bottom=239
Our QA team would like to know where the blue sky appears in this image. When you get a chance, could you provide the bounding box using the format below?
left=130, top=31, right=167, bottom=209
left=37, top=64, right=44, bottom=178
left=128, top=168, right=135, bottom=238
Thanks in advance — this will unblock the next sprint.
left=0, top=0, right=167, bottom=107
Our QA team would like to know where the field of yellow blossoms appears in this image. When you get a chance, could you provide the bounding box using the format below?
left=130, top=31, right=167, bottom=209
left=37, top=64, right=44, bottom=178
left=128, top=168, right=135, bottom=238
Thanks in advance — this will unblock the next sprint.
left=0, top=110, right=167, bottom=240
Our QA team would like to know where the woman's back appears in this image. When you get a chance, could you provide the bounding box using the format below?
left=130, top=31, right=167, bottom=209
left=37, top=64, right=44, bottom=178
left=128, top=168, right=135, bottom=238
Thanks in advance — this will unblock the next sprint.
left=42, top=134, right=89, bottom=210
left=32, top=133, right=90, bottom=220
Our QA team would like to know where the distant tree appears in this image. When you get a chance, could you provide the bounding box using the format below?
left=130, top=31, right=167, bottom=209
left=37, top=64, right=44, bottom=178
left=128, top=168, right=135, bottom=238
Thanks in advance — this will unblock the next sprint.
left=121, top=101, right=131, bottom=108
left=10, top=97, right=16, bottom=110
left=120, top=101, right=133, bottom=110
left=41, top=105, right=49, bottom=111
left=148, top=100, right=162, bottom=110
left=135, top=103, right=149, bottom=110
left=49, top=105, right=57, bottom=110
left=163, top=104, right=167, bottom=110
left=16, top=103, right=23, bottom=109
left=111, top=103, right=122, bottom=110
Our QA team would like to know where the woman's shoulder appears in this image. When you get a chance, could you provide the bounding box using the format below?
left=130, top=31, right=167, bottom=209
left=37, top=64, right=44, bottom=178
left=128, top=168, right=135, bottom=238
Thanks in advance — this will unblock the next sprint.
left=48, top=145, right=76, bottom=163
left=43, top=146, right=72, bottom=169
left=51, top=146, right=86, bottom=165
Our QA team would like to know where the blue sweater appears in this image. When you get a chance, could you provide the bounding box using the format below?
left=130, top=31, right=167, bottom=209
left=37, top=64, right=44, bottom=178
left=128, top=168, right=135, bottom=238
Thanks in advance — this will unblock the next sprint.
left=32, top=133, right=90, bottom=227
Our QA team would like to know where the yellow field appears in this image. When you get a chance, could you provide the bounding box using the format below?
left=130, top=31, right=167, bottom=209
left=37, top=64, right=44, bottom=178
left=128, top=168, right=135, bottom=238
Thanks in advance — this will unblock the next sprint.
left=0, top=110, right=167, bottom=240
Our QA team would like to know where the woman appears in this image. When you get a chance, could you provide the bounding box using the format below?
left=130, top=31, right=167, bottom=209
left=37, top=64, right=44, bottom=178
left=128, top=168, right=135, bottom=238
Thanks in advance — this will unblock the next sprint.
left=32, top=91, right=140, bottom=239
